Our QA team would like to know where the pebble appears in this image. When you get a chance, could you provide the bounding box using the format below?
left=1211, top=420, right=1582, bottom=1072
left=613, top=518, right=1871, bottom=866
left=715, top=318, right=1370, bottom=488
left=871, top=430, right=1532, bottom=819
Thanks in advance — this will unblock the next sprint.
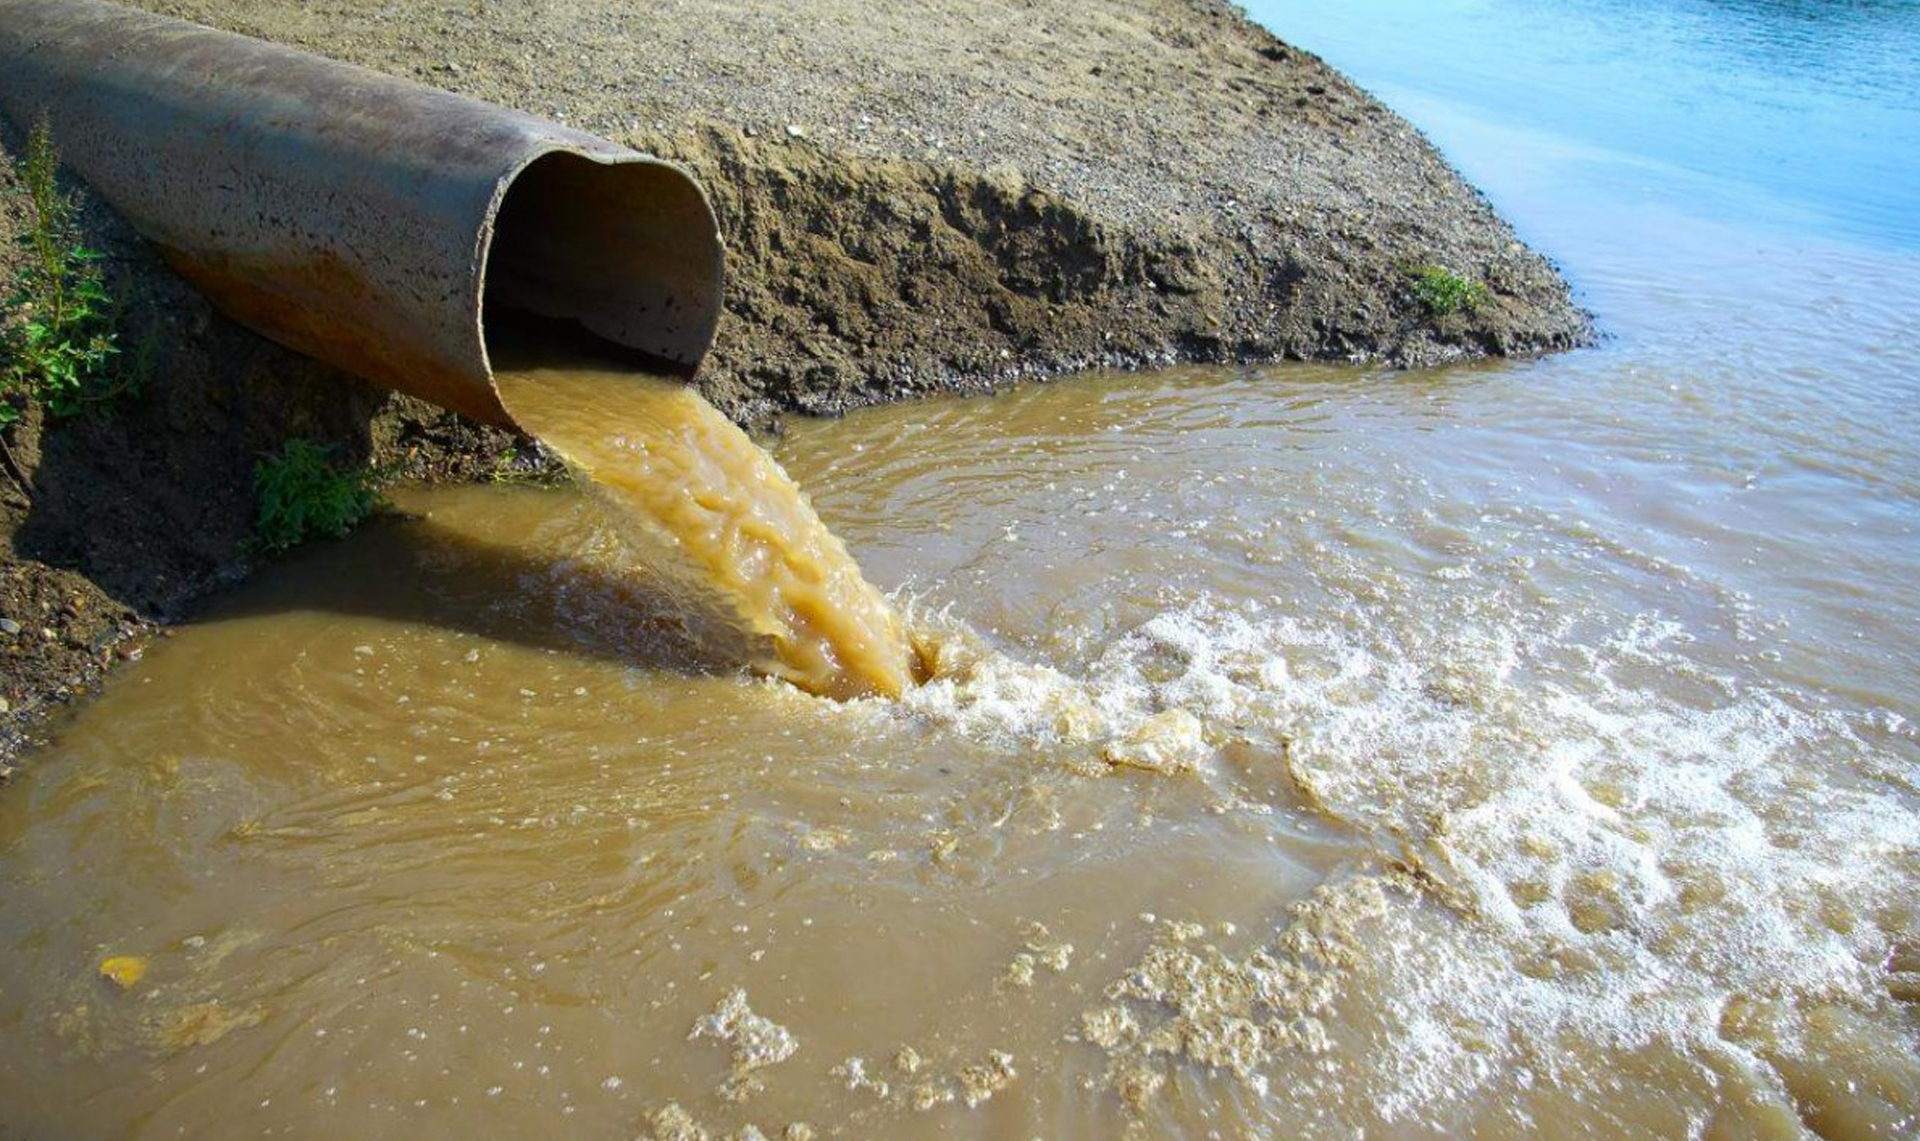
left=0, top=618, right=19, bottom=635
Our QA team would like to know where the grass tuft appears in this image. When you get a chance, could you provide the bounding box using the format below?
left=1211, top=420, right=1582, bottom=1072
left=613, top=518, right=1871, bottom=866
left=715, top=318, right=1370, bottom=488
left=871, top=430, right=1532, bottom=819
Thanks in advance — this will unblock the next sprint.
left=1403, top=263, right=1491, bottom=317
left=249, top=439, right=385, bottom=554
left=1, top=120, right=135, bottom=425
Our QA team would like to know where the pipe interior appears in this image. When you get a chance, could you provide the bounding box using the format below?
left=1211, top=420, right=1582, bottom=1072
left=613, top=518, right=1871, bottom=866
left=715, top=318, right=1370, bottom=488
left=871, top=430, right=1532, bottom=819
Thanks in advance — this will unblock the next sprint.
left=483, top=151, right=722, bottom=376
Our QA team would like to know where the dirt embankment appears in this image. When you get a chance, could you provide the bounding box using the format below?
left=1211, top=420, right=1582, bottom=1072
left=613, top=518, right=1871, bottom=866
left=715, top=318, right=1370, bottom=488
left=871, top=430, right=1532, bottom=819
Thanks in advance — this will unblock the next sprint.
left=0, top=0, right=1590, bottom=767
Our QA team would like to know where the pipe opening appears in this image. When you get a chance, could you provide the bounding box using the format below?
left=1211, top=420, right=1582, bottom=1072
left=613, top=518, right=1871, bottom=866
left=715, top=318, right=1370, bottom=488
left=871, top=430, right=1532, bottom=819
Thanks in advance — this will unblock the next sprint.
left=482, top=150, right=722, bottom=378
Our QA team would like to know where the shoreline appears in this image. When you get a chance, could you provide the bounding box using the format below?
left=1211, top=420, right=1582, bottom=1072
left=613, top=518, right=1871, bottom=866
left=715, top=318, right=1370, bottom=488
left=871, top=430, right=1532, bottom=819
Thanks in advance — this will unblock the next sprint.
left=0, top=0, right=1591, bottom=767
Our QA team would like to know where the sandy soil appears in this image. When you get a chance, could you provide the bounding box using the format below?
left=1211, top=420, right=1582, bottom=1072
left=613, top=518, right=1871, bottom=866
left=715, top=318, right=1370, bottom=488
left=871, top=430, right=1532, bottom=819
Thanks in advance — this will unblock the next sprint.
left=132, top=0, right=1588, bottom=411
left=0, top=0, right=1589, bottom=763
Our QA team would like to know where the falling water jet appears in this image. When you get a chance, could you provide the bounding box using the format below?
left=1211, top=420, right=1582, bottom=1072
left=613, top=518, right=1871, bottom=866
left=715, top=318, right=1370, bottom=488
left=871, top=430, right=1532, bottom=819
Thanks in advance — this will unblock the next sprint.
left=491, top=334, right=925, bottom=700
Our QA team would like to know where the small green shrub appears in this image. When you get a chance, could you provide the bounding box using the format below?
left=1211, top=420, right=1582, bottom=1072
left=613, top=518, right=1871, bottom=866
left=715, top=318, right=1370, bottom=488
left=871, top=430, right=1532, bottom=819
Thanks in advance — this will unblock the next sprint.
left=1, top=120, right=133, bottom=425
left=250, top=439, right=385, bottom=554
left=1404, top=263, right=1490, bottom=317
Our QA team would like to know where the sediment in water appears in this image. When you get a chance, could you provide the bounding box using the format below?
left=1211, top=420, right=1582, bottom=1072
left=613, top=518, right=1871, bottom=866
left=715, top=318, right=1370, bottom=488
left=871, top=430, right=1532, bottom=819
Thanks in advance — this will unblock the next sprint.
left=0, top=0, right=1591, bottom=758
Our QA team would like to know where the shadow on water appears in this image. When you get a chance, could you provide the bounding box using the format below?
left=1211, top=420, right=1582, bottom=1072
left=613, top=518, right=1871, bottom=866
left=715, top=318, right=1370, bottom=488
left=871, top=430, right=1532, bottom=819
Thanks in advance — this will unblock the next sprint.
left=205, top=501, right=737, bottom=681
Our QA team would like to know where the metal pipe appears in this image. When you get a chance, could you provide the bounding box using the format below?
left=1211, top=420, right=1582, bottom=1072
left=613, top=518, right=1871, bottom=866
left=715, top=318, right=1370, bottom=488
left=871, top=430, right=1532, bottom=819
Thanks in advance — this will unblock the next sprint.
left=0, top=0, right=725, bottom=428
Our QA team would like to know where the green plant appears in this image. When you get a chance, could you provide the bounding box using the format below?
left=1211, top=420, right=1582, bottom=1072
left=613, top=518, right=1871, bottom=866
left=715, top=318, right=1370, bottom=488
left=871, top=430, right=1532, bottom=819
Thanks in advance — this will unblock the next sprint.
left=488, top=444, right=556, bottom=486
left=1, top=119, right=133, bottom=425
left=1404, top=263, right=1490, bottom=317
left=249, top=439, right=385, bottom=554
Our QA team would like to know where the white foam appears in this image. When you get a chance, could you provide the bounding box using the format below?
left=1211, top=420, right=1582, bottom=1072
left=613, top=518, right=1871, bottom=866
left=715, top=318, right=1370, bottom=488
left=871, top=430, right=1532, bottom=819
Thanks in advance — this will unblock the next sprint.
left=887, top=590, right=1920, bottom=1123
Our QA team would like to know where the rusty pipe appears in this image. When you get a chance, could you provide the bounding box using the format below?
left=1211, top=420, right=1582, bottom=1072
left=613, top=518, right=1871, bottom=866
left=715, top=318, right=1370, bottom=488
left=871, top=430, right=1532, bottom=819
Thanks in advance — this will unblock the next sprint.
left=0, top=0, right=724, bottom=428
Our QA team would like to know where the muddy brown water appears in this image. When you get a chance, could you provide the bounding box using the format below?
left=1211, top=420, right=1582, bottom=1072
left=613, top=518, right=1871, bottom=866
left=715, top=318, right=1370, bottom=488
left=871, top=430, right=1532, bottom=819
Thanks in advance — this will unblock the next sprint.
left=1, top=348, right=1916, bottom=1139
left=4, top=0, right=1920, bottom=1137
left=492, top=354, right=920, bottom=701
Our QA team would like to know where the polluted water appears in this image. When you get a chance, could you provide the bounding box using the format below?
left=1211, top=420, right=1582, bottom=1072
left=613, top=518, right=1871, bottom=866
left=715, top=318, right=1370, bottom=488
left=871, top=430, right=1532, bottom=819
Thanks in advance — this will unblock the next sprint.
left=3, top=0, right=1920, bottom=1132
left=490, top=341, right=922, bottom=701
left=0, top=353, right=1914, bottom=1140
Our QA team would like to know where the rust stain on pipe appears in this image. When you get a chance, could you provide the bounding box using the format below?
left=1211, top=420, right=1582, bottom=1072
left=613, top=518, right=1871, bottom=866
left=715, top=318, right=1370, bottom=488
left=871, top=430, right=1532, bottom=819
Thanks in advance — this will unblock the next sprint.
left=0, top=0, right=725, bottom=429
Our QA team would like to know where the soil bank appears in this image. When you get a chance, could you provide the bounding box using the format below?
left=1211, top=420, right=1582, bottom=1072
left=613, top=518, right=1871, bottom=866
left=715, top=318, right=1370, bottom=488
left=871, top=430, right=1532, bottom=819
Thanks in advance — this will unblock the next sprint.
left=0, top=0, right=1590, bottom=766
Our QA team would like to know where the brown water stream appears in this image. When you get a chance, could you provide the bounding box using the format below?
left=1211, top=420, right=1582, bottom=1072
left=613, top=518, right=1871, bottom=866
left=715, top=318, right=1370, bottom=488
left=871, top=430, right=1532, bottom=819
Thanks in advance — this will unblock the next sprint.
left=492, top=351, right=919, bottom=700
left=1, top=351, right=1915, bottom=1140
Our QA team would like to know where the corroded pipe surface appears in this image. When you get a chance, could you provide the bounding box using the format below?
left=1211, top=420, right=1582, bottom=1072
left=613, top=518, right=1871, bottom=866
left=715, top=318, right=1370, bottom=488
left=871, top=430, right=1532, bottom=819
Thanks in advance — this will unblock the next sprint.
left=0, top=0, right=724, bottom=428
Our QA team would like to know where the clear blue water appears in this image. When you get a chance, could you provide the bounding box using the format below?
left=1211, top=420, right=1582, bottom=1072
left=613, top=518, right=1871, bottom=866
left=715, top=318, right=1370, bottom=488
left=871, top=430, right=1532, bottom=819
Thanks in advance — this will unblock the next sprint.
left=1249, top=0, right=1920, bottom=250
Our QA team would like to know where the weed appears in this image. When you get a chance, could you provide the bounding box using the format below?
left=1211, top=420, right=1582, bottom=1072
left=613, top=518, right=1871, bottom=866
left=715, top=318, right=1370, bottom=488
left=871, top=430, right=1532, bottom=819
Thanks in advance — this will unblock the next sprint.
left=249, top=439, right=385, bottom=554
left=1, top=120, right=134, bottom=425
left=488, top=443, right=564, bottom=486
left=1403, top=263, right=1490, bottom=317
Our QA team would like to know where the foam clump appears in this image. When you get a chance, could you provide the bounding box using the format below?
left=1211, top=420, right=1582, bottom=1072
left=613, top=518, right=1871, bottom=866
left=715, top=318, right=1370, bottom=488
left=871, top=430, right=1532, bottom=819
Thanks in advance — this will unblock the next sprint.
left=637, top=1103, right=706, bottom=1141
left=689, top=988, right=799, bottom=1101
left=895, top=614, right=1216, bottom=776
left=1083, top=877, right=1391, bottom=1095
left=1004, top=920, right=1076, bottom=987
left=1101, top=708, right=1207, bottom=773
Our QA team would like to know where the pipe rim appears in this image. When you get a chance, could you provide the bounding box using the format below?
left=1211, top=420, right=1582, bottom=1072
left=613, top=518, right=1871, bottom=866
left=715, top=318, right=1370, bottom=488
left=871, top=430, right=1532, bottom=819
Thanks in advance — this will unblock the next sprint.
left=475, top=144, right=727, bottom=427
